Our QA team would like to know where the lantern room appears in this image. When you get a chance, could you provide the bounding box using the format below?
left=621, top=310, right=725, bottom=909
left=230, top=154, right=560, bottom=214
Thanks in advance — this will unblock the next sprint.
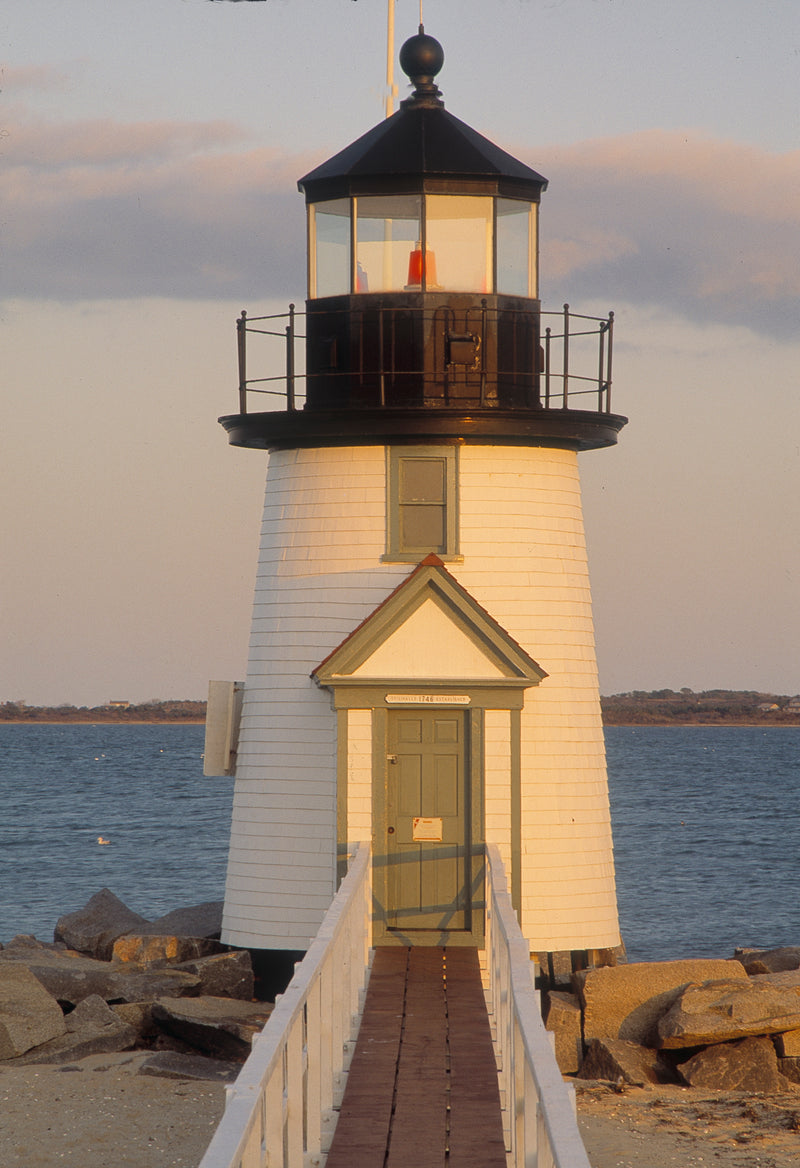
left=302, top=31, right=543, bottom=302
left=221, top=29, right=624, bottom=451
left=297, top=30, right=547, bottom=413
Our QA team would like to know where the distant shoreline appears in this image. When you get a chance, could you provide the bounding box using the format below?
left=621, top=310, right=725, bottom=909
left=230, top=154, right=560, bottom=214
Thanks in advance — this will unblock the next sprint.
left=3, top=719, right=799, bottom=729
left=0, top=699, right=207, bottom=726
left=603, top=721, right=800, bottom=728
left=0, top=720, right=205, bottom=726
left=3, top=690, right=798, bottom=728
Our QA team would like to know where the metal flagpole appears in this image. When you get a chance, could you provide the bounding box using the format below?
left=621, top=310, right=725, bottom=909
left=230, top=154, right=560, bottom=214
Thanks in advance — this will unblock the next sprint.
left=386, top=0, right=398, bottom=118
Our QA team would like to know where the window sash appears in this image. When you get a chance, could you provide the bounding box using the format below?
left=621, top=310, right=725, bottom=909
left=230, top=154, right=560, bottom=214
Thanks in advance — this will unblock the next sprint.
left=386, top=447, right=458, bottom=560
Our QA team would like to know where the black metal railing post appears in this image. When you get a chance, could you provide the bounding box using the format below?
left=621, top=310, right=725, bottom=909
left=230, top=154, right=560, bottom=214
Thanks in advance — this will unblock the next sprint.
left=597, top=318, right=606, bottom=412
left=378, top=304, right=386, bottom=407
left=480, top=298, right=488, bottom=405
left=237, top=310, right=248, bottom=414
left=286, top=304, right=296, bottom=410
left=544, top=326, right=551, bottom=408
left=605, top=310, right=614, bottom=414
left=562, top=303, right=570, bottom=409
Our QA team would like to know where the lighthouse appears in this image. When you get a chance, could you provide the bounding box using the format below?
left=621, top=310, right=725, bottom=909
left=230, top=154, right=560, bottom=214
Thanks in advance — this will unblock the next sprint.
left=214, top=30, right=626, bottom=985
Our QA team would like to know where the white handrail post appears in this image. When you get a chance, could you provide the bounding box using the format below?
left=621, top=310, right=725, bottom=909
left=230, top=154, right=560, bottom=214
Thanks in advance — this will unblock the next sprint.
left=285, top=1017, right=304, bottom=1166
left=264, top=1071, right=283, bottom=1167
left=349, top=898, right=363, bottom=1033
left=524, top=1059, right=540, bottom=1168
left=330, top=942, right=345, bottom=1104
left=303, top=984, right=322, bottom=1166
left=318, top=960, right=335, bottom=1144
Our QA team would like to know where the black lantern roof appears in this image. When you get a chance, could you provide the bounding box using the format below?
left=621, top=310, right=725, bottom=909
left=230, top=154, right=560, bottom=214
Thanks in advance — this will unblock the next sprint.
left=298, top=29, right=548, bottom=204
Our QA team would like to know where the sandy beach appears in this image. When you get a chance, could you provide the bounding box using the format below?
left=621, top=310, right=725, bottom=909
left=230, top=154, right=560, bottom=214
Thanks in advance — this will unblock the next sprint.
left=0, top=1052, right=226, bottom=1168
left=2, top=1052, right=800, bottom=1167
left=577, top=1079, right=800, bottom=1167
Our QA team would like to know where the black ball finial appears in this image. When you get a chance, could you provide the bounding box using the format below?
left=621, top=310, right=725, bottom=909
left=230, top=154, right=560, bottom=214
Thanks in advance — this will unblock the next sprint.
left=399, top=28, right=445, bottom=108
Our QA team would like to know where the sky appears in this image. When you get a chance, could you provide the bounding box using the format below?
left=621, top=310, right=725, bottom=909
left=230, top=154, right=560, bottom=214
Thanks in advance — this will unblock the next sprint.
left=2, top=0, right=799, bottom=706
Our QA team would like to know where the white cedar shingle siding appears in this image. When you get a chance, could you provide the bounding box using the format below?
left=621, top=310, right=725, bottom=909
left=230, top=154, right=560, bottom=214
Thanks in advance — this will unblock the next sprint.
left=221, top=444, right=619, bottom=953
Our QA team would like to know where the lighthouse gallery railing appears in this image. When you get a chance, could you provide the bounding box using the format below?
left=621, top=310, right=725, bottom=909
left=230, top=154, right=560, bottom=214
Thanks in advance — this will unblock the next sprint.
left=198, top=840, right=591, bottom=1168
left=234, top=302, right=614, bottom=416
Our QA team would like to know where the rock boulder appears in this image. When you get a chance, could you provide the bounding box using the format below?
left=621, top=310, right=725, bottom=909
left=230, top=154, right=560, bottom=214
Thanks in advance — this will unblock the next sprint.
left=111, top=1001, right=159, bottom=1042
left=774, top=1030, right=800, bottom=1057
left=112, top=934, right=224, bottom=967
left=658, top=978, right=800, bottom=1048
left=10, top=994, right=137, bottom=1065
left=0, top=947, right=200, bottom=1006
left=577, top=1038, right=665, bottom=1086
left=749, top=969, right=800, bottom=993
left=173, top=950, right=254, bottom=1001
left=140, top=902, right=223, bottom=939
left=574, top=959, right=746, bottom=1046
left=677, top=1036, right=788, bottom=1091
left=0, top=964, right=66, bottom=1059
left=738, top=947, right=800, bottom=975
left=778, top=1056, right=800, bottom=1085
left=543, top=990, right=583, bottom=1074
left=151, top=996, right=273, bottom=1060
left=54, top=889, right=150, bottom=960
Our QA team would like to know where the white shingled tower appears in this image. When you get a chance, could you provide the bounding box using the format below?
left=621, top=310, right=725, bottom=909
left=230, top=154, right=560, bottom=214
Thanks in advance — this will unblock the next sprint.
left=212, top=29, right=626, bottom=986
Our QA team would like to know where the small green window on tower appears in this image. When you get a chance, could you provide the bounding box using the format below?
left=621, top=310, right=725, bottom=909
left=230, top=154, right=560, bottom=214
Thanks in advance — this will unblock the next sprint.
left=385, top=446, right=459, bottom=561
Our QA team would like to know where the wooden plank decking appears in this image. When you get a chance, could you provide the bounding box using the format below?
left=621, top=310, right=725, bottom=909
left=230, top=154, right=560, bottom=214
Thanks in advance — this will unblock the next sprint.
left=325, top=947, right=507, bottom=1168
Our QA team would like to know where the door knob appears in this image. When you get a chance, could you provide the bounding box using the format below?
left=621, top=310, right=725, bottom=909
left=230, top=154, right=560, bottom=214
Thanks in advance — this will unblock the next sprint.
left=387, top=826, right=395, bottom=834
left=386, top=754, right=398, bottom=764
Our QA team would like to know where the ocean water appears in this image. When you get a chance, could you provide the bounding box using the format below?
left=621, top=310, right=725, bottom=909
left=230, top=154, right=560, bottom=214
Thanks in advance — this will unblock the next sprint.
left=0, top=724, right=231, bottom=943
left=0, top=723, right=798, bottom=961
left=606, top=725, right=800, bottom=961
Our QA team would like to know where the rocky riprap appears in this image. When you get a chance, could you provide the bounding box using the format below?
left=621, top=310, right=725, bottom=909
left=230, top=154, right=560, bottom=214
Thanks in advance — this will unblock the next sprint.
left=0, top=888, right=271, bottom=1081
left=544, top=946, right=800, bottom=1092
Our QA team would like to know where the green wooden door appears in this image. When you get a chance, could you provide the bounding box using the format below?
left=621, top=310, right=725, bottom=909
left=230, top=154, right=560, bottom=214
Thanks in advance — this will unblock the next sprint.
left=386, top=710, right=470, bottom=931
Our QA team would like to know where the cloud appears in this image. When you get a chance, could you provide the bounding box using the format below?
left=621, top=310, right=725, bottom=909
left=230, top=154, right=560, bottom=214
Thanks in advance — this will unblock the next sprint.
left=528, top=131, right=800, bottom=338
left=3, top=111, right=799, bottom=337
left=1, top=113, right=311, bottom=300
left=1, top=64, right=68, bottom=93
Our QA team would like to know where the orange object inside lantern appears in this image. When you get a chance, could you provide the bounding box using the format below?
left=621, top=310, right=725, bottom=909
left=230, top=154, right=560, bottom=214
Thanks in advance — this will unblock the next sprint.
left=407, top=243, right=437, bottom=288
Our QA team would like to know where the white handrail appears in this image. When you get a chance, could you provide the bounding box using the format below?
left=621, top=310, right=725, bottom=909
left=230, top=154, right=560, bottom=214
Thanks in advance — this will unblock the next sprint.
left=485, top=843, right=592, bottom=1168
left=198, top=841, right=372, bottom=1168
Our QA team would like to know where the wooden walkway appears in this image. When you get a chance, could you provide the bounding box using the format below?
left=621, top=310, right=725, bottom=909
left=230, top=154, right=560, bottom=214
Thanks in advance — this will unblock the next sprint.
left=325, top=947, right=507, bottom=1168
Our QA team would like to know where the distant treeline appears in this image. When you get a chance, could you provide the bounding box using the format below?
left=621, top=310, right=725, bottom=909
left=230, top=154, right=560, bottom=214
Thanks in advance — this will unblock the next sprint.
left=0, top=700, right=207, bottom=723
left=3, top=691, right=800, bottom=726
left=601, top=689, right=800, bottom=725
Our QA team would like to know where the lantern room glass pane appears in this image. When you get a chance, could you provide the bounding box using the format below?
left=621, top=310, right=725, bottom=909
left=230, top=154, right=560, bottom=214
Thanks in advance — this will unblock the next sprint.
left=355, top=196, right=422, bottom=293
left=312, top=199, right=350, bottom=298
left=425, top=195, right=493, bottom=292
left=497, top=198, right=535, bottom=297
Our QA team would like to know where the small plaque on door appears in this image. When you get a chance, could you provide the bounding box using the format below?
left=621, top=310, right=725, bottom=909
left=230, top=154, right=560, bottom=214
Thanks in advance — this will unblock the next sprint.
left=412, top=817, right=443, bottom=842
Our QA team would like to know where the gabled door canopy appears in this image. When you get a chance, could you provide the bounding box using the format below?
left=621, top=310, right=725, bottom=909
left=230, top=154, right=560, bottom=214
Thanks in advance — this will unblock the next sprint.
left=313, top=555, right=546, bottom=705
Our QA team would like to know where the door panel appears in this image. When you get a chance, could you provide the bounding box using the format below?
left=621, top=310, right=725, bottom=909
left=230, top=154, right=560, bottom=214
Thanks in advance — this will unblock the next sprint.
left=387, top=710, right=469, bottom=931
